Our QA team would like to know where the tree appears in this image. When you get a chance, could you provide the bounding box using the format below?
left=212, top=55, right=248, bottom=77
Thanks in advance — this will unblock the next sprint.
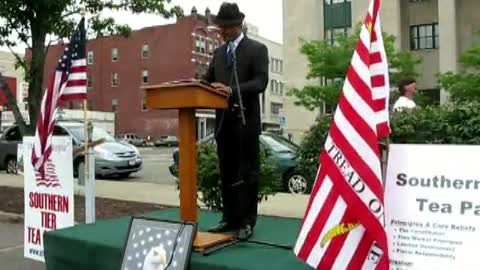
left=288, top=24, right=421, bottom=112
left=438, top=31, right=480, bottom=102
left=0, top=0, right=183, bottom=134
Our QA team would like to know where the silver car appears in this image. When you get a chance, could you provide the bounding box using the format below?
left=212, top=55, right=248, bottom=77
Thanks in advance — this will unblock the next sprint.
left=0, top=122, right=143, bottom=179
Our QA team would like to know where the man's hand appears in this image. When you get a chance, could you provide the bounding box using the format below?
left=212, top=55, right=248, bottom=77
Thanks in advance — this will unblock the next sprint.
left=212, top=82, right=231, bottom=95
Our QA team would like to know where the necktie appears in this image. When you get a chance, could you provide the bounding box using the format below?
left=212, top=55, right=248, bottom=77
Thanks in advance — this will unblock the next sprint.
left=226, top=47, right=234, bottom=67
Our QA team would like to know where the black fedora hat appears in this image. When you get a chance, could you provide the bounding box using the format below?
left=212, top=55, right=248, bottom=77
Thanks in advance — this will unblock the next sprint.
left=214, top=2, right=245, bottom=27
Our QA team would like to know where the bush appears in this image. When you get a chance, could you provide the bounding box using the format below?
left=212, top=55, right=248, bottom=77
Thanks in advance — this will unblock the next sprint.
left=295, top=115, right=332, bottom=188
left=175, top=143, right=281, bottom=212
left=391, top=101, right=480, bottom=144
left=295, top=101, right=480, bottom=189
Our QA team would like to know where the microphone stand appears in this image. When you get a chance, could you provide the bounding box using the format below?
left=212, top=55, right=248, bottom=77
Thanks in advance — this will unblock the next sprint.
left=228, top=42, right=246, bottom=126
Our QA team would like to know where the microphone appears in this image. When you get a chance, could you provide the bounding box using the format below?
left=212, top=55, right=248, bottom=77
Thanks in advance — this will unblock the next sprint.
left=228, top=41, right=246, bottom=126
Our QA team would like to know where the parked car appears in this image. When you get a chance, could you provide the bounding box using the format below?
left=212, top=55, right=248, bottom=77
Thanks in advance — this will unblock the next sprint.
left=154, top=135, right=178, bottom=147
left=168, top=132, right=310, bottom=194
left=0, top=125, right=22, bottom=174
left=118, top=133, right=146, bottom=147
left=0, top=122, right=143, bottom=179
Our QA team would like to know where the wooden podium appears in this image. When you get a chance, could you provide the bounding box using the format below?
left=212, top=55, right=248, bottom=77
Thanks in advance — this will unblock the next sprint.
left=143, top=81, right=235, bottom=252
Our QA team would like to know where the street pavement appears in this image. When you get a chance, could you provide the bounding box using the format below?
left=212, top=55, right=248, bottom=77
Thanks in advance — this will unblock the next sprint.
left=0, top=218, right=44, bottom=270
left=129, top=146, right=177, bottom=185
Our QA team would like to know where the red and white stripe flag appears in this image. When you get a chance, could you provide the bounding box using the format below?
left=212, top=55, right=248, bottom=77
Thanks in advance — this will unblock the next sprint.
left=32, top=18, right=87, bottom=181
left=294, top=0, right=390, bottom=269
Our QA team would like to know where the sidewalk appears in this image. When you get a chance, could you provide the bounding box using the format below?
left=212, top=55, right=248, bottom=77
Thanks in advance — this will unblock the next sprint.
left=0, top=173, right=309, bottom=219
left=0, top=217, right=44, bottom=270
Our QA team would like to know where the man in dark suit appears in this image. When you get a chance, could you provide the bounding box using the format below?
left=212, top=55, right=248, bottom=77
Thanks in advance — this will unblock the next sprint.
left=204, top=2, right=269, bottom=240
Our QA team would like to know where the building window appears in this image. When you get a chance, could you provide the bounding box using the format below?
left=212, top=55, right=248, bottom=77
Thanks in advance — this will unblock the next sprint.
left=325, top=27, right=351, bottom=46
left=270, top=80, right=284, bottom=95
left=270, top=58, right=283, bottom=74
left=142, top=44, right=149, bottom=58
left=270, top=79, right=276, bottom=94
left=112, top=48, right=119, bottom=62
left=112, top=98, right=118, bottom=112
left=112, top=72, right=118, bottom=87
left=195, top=36, right=206, bottom=54
left=271, top=102, right=283, bottom=115
left=195, top=63, right=207, bottom=79
left=325, top=0, right=350, bottom=4
left=410, top=23, right=439, bottom=50
left=207, top=40, right=214, bottom=55
left=88, top=100, right=93, bottom=110
left=141, top=91, right=147, bottom=111
left=142, top=69, right=149, bottom=84
left=87, top=51, right=94, bottom=65
left=87, top=73, right=93, bottom=87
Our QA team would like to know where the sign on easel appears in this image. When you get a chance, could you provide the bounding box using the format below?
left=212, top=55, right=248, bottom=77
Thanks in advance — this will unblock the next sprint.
left=23, top=136, right=74, bottom=262
left=385, top=144, right=480, bottom=270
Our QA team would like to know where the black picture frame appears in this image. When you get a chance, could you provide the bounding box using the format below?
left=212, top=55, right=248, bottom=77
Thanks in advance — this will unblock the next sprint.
left=119, top=216, right=197, bottom=270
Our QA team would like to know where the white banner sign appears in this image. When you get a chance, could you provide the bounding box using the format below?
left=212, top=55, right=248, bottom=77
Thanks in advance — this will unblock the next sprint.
left=23, top=136, right=74, bottom=262
left=385, top=144, right=480, bottom=270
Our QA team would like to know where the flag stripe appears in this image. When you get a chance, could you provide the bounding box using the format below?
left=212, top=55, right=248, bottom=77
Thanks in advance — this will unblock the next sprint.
left=332, top=110, right=382, bottom=179
left=298, top=187, right=339, bottom=260
left=306, top=196, right=347, bottom=267
left=295, top=175, right=334, bottom=255
left=70, top=66, right=87, bottom=73
left=346, top=234, right=374, bottom=270
left=338, top=96, right=379, bottom=157
left=321, top=153, right=387, bottom=249
left=317, top=213, right=352, bottom=269
left=67, top=72, right=87, bottom=80
left=328, top=124, right=384, bottom=199
left=332, top=225, right=366, bottom=270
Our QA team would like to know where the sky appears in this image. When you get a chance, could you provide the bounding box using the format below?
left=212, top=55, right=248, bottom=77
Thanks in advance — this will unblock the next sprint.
left=1, top=0, right=283, bottom=53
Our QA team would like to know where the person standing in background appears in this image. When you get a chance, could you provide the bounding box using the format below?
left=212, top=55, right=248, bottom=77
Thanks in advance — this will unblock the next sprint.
left=393, top=79, right=417, bottom=112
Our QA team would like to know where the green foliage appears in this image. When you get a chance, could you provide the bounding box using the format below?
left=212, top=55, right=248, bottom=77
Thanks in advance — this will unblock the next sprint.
left=391, top=101, right=480, bottom=144
left=288, top=24, right=421, bottom=111
left=0, top=0, right=183, bottom=134
left=295, top=115, right=332, bottom=185
left=175, top=143, right=281, bottom=212
left=294, top=102, right=480, bottom=186
left=438, top=32, right=480, bottom=102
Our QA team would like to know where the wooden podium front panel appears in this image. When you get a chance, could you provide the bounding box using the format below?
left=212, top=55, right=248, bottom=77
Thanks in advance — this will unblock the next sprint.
left=144, top=83, right=228, bottom=110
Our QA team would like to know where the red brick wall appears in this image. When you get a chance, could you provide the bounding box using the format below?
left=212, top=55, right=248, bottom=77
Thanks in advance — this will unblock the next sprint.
left=41, top=14, right=223, bottom=139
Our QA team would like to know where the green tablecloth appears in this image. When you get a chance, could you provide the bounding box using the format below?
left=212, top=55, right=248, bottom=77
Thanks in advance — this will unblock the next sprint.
left=44, top=208, right=312, bottom=270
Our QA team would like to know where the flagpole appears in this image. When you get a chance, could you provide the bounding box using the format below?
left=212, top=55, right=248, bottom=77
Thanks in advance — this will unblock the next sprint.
left=83, top=99, right=88, bottom=179
left=80, top=8, right=95, bottom=224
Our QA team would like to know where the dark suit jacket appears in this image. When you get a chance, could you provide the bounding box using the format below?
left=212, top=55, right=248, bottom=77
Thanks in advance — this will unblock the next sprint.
left=204, top=36, right=269, bottom=133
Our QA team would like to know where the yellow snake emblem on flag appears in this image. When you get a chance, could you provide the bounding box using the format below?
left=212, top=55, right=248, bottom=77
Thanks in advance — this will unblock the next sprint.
left=320, top=222, right=360, bottom=247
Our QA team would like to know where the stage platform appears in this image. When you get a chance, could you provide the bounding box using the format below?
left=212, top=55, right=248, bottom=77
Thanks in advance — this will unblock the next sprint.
left=44, top=208, right=312, bottom=270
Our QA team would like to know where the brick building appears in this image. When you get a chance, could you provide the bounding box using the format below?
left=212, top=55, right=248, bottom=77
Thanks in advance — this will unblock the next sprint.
left=42, top=7, right=223, bottom=138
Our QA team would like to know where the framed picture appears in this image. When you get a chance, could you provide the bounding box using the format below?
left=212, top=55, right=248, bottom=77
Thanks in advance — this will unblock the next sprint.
left=120, top=217, right=197, bottom=270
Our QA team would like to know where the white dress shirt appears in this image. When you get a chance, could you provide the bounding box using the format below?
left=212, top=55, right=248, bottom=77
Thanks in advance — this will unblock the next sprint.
left=393, top=96, right=416, bottom=112
left=227, top=32, right=244, bottom=53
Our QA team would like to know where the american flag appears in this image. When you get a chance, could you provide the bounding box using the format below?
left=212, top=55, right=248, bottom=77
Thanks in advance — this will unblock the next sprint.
left=31, top=17, right=87, bottom=180
left=294, top=0, right=390, bottom=269
left=121, top=219, right=193, bottom=270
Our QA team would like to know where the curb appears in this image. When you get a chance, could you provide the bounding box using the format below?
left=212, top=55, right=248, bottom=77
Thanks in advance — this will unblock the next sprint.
left=0, top=211, right=24, bottom=223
